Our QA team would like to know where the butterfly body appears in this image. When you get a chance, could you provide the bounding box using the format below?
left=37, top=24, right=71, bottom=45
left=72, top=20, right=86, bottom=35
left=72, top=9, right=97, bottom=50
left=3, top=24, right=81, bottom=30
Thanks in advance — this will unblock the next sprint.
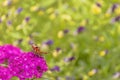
left=31, top=44, right=47, bottom=56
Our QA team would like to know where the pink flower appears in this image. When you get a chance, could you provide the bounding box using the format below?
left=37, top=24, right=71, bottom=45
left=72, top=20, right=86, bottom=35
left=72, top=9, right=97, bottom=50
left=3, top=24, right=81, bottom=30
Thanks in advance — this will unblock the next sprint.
left=0, top=44, right=48, bottom=80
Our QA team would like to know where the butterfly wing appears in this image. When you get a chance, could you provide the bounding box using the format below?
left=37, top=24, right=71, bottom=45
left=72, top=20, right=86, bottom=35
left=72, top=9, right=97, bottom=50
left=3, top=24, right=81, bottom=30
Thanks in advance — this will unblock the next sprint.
left=31, top=44, right=47, bottom=56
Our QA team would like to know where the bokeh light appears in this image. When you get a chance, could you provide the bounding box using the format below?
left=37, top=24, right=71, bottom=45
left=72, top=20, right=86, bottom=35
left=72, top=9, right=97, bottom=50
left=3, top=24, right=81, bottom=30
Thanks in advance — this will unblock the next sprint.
left=0, top=0, right=120, bottom=80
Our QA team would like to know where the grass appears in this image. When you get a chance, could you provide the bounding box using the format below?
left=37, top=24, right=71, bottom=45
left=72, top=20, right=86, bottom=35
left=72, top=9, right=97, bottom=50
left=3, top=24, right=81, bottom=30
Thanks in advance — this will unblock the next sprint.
left=0, top=0, right=120, bottom=80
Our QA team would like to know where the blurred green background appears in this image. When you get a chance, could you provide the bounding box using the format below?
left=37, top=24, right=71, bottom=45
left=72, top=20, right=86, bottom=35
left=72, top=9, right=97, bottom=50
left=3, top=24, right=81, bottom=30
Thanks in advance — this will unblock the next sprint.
left=0, top=0, right=120, bottom=80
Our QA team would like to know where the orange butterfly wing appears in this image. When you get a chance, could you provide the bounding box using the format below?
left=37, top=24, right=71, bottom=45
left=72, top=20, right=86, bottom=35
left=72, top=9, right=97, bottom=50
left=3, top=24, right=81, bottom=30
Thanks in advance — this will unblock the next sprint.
left=31, top=44, right=47, bottom=56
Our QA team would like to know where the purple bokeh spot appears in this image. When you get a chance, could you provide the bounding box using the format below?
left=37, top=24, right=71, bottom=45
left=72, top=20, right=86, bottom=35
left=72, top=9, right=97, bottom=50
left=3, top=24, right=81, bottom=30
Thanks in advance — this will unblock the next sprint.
left=25, top=17, right=30, bottom=22
left=50, top=66, right=60, bottom=72
left=64, top=56, right=75, bottom=62
left=56, top=47, right=61, bottom=52
left=111, top=16, right=120, bottom=23
left=64, top=29, right=69, bottom=34
left=45, top=40, right=53, bottom=46
left=16, top=7, right=23, bottom=14
left=7, top=20, right=12, bottom=26
left=77, top=26, right=85, bottom=33
left=96, top=2, right=101, bottom=7
left=111, top=4, right=118, bottom=12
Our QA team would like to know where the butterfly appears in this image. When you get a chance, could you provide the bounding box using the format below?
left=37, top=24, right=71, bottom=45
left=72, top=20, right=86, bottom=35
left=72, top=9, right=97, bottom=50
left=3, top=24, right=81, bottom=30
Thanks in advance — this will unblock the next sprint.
left=31, top=44, right=47, bottom=56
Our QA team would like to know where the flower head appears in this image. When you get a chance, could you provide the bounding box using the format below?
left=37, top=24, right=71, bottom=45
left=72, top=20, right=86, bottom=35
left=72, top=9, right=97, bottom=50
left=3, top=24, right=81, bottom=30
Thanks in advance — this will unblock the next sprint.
left=91, top=4, right=102, bottom=14
left=64, top=56, right=75, bottom=62
left=58, top=31, right=64, bottom=38
left=16, top=7, right=23, bottom=14
left=111, top=4, right=118, bottom=12
left=99, top=50, right=108, bottom=57
left=25, top=17, right=30, bottom=22
left=113, top=72, right=120, bottom=79
left=45, top=40, right=53, bottom=46
left=96, top=2, right=101, bottom=7
left=111, top=15, right=120, bottom=23
left=50, top=66, right=60, bottom=72
left=77, top=26, right=85, bottom=33
left=63, top=29, right=69, bottom=34
left=88, top=69, right=98, bottom=76
left=0, top=44, right=48, bottom=80
left=6, top=20, right=12, bottom=26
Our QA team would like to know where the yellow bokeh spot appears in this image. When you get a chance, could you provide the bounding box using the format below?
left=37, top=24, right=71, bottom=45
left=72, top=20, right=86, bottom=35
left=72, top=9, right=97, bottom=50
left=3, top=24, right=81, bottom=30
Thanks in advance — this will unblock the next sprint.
left=13, top=0, right=19, bottom=3
left=46, top=7, right=54, bottom=14
left=99, top=50, right=106, bottom=57
left=1, top=15, right=6, bottom=21
left=104, top=13, right=111, bottom=18
left=117, top=26, right=120, bottom=34
left=52, top=50, right=58, bottom=57
left=88, top=69, right=97, bottom=76
left=61, top=14, right=72, bottom=21
left=26, top=37, right=30, bottom=42
left=38, top=11, right=44, bottom=16
left=91, top=4, right=102, bottom=15
left=47, top=70, right=52, bottom=74
left=30, top=5, right=39, bottom=12
left=58, top=31, right=64, bottom=38
left=83, top=75, right=89, bottom=80
left=80, top=20, right=87, bottom=26
left=16, top=25, right=23, bottom=30
left=115, top=7, right=120, bottom=15
left=2, top=0, right=9, bottom=6
left=13, top=41, right=18, bottom=46
left=49, top=13, right=56, bottom=20
left=11, top=6, right=16, bottom=13
left=99, top=36, right=104, bottom=42
left=0, top=41, right=3, bottom=45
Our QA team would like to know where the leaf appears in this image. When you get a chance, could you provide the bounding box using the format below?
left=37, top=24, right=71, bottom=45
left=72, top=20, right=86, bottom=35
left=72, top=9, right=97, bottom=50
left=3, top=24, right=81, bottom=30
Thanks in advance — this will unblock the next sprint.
left=11, top=76, right=19, bottom=80
left=40, top=0, right=56, bottom=7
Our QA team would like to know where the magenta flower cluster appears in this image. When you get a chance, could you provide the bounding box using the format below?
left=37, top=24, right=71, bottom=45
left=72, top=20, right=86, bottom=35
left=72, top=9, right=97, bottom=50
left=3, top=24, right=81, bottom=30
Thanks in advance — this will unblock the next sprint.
left=0, top=44, right=48, bottom=80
